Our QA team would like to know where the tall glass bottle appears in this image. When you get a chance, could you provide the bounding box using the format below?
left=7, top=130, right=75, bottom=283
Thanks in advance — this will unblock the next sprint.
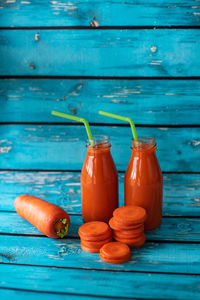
left=124, top=137, right=163, bottom=230
left=81, top=135, right=118, bottom=223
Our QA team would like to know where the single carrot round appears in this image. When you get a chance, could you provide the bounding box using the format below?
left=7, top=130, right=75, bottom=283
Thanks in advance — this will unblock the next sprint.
left=99, top=251, right=131, bottom=264
left=81, top=236, right=113, bottom=248
left=14, top=195, right=70, bottom=238
left=113, top=206, right=147, bottom=225
left=113, top=229, right=143, bottom=239
left=113, top=234, right=146, bottom=248
left=100, top=242, right=131, bottom=261
left=80, top=243, right=100, bottom=253
left=79, top=230, right=112, bottom=242
left=109, top=217, right=144, bottom=231
left=78, top=221, right=111, bottom=239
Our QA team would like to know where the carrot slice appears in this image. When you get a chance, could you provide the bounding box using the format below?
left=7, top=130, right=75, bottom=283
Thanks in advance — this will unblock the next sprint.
left=78, top=221, right=111, bottom=238
left=99, top=242, right=131, bottom=260
left=14, top=195, right=70, bottom=238
left=81, top=243, right=100, bottom=253
left=109, top=217, right=144, bottom=231
left=79, top=230, right=112, bottom=242
left=113, top=229, right=143, bottom=239
left=113, top=206, right=147, bottom=225
left=113, top=234, right=146, bottom=248
left=81, top=237, right=113, bottom=248
left=100, top=252, right=131, bottom=264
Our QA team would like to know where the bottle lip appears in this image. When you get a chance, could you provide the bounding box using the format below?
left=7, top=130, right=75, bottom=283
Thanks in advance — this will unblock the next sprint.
left=132, top=136, right=156, bottom=150
left=86, top=135, right=111, bottom=149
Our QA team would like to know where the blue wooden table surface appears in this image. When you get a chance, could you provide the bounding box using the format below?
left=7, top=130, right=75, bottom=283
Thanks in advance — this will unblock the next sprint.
left=0, top=1, right=200, bottom=299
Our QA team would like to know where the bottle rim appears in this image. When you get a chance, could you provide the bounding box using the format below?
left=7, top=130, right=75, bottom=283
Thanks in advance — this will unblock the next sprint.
left=86, top=135, right=111, bottom=149
left=132, top=136, right=156, bottom=150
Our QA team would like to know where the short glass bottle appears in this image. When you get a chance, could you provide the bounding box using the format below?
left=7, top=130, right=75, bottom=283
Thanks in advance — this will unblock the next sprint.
left=81, top=135, right=118, bottom=223
left=124, top=137, right=163, bottom=230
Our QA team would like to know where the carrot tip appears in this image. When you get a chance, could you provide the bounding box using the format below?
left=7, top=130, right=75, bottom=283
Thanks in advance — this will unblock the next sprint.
left=56, top=218, right=69, bottom=238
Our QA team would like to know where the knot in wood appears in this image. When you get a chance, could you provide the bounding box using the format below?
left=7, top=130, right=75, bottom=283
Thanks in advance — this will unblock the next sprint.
left=150, top=46, right=157, bottom=53
left=29, top=62, right=36, bottom=70
left=34, top=33, right=40, bottom=41
left=90, top=19, right=99, bottom=28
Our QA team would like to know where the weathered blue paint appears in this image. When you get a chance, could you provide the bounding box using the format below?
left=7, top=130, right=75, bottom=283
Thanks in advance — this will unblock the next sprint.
left=0, top=235, right=200, bottom=274
left=0, top=125, right=199, bottom=171
left=0, top=0, right=200, bottom=27
left=1, top=212, right=200, bottom=242
left=0, top=172, right=199, bottom=217
left=0, top=264, right=200, bottom=299
left=0, top=289, right=109, bottom=300
left=0, top=29, right=200, bottom=76
left=1, top=0, right=199, bottom=297
left=1, top=79, right=200, bottom=125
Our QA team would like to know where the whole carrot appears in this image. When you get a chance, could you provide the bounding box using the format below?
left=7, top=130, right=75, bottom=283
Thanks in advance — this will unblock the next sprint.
left=14, top=195, right=70, bottom=238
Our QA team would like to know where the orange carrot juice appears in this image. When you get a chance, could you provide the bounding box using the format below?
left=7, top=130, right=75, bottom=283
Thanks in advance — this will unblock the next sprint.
left=124, top=137, right=163, bottom=230
left=81, top=135, right=118, bottom=223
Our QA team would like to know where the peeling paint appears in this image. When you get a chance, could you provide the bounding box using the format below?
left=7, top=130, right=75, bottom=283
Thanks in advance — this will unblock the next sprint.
left=150, top=46, right=157, bottom=53
left=25, top=127, right=37, bottom=131
left=194, top=198, right=200, bottom=202
left=111, top=99, right=126, bottom=103
left=103, top=95, right=115, bottom=98
left=150, top=60, right=162, bottom=66
left=65, top=183, right=80, bottom=186
left=29, top=87, right=42, bottom=91
left=90, top=19, right=99, bottom=28
left=0, top=147, right=11, bottom=153
left=192, top=140, right=200, bottom=147
left=165, top=93, right=178, bottom=96
left=5, top=0, right=16, bottom=3
left=0, top=139, right=12, bottom=145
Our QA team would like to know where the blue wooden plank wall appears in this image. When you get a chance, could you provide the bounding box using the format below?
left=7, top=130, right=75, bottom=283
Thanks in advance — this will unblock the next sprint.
left=0, top=0, right=200, bottom=27
left=1, top=29, right=200, bottom=76
left=0, top=1, right=200, bottom=299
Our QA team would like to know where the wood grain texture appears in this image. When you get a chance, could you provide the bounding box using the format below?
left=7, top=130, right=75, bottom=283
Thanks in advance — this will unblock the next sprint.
left=1, top=212, right=200, bottom=242
left=0, top=171, right=199, bottom=217
left=0, top=0, right=200, bottom=27
left=0, top=264, right=200, bottom=299
left=1, top=29, right=200, bottom=76
left=0, top=290, right=108, bottom=300
left=0, top=289, right=111, bottom=300
left=1, top=78, right=200, bottom=125
left=0, top=125, right=199, bottom=171
left=0, top=235, right=200, bottom=274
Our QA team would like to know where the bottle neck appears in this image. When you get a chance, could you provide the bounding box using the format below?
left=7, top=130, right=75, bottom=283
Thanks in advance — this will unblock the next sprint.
left=86, top=135, right=111, bottom=154
left=131, top=137, right=156, bottom=154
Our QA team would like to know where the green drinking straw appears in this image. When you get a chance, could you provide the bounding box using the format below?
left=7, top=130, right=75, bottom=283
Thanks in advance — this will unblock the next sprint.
left=99, top=111, right=138, bottom=141
left=51, top=110, right=94, bottom=146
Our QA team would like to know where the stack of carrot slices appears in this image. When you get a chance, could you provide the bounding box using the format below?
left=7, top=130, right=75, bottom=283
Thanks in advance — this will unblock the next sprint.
left=78, top=221, right=112, bottom=253
left=100, top=241, right=131, bottom=264
left=109, top=206, right=147, bottom=248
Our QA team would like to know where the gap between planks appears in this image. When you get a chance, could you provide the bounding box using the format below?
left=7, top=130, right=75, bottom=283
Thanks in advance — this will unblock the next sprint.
left=1, top=76, right=200, bottom=80
left=1, top=26, right=200, bottom=30
left=0, top=232, right=199, bottom=244
left=0, top=123, right=200, bottom=128
left=0, top=262, right=200, bottom=276
left=0, top=169, right=199, bottom=174
left=0, top=286, right=177, bottom=300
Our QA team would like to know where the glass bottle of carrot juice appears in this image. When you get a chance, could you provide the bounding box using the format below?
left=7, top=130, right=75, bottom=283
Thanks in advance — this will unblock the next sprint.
left=124, top=137, right=163, bottom=230
left=81, top=135, right=118, bottom=223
